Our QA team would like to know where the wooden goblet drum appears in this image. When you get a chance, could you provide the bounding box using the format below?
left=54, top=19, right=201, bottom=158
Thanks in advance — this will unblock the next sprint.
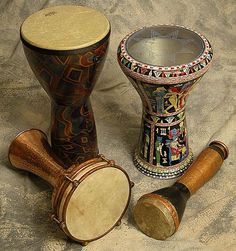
left=133, top=141, right=228, bottom=240
left=20, top=5, right=110, bottom=167
left=8, top=129, right=132, bottom=245
left=117, top=25, right=213, bottom=178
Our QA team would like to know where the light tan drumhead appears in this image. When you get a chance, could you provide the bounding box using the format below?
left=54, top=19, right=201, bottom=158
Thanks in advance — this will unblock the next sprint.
left=63, top=167, right=130, bottom=241
left=133, top=195, right=177, bottom=240
left=21, top=5, right=110, bottom=50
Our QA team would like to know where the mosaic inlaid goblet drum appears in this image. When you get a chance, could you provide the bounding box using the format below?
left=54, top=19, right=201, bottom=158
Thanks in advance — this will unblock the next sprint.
left=118, top=25, right=213, bottom=178
left=20, top=5, right=110, bottom=167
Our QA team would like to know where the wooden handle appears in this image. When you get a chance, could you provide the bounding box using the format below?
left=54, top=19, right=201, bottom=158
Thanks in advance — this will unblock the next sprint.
left=8, top=129, right=65, bottom=188
left=177, top=141, right=229, bottom=195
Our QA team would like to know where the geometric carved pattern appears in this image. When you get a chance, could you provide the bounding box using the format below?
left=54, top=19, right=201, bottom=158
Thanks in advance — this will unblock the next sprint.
left=39, top=68, right=53, bottom=85
left=54, top=55, right=70, bottom=65
left=66, top=67, right=83, bottom=83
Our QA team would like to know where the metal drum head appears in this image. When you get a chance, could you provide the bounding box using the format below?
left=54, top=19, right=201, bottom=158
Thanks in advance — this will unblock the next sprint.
left=126, top=25, right=205, bottom=66
left=62, top=166, right=131, bottom=242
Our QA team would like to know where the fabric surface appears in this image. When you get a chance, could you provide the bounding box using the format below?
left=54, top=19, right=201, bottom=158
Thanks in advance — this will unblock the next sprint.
left=0, top=0, right=235, bottom=250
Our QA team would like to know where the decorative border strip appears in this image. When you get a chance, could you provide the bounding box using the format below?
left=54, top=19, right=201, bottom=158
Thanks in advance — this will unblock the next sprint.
left=133, top=149, right=193, bottom=179
left=117, top=24, right=213, bottom=85
left=143, top=113, right=185, bottom=127
left=145, top=106, right=186, bottom=117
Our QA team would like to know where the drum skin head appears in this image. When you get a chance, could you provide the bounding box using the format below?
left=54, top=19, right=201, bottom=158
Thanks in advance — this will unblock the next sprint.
left=63, top=167, right=130, bottom=241
left=133, top=195, right=178, bottom=240
left=20, top=5, right=110, bottom=51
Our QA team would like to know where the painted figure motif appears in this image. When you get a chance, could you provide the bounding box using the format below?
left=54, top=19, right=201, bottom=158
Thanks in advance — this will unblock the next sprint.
left=140, top=116, right=188, bottom=167
left=153, top=87, right=167, bottom=113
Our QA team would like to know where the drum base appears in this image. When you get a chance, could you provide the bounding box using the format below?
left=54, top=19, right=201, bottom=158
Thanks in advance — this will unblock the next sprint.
left=133, top=149, right=193, bottom=179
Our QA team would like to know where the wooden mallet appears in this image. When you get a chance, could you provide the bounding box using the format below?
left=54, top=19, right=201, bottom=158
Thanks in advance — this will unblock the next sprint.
left=133, top=141, right=229, bottom=240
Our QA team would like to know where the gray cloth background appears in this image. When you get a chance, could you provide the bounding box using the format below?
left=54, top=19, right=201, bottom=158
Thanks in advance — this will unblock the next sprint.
left=0, top=0, right=236, bottom=250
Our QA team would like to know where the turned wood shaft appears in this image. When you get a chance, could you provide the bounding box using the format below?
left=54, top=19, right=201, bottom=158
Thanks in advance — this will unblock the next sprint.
left=8, top=129, right=64, bottom=187
left=176, top=141, right=228, bottom=195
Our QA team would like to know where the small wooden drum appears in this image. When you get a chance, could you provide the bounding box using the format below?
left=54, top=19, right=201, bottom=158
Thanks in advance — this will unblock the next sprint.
left=20, top=5, right=110, bottom=167
left=117, top=25, right=213, bottom=179
left=8, top=129, right=132, bottom=245
left=133, top=141, right=228, bottom=240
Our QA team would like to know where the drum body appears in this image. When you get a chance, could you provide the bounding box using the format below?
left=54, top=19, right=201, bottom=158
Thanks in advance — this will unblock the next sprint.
left=118, top=25, right=213, bottom=179
left=20, top=5, right=110, bottom=167
left=52, top=156, right=131, bottom=244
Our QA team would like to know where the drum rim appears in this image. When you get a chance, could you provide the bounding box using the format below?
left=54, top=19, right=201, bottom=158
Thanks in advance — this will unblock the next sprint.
left=56, top=163, right=109, bottom=225
left=52, top=159, right=110, bottom=235
left=54, top=160, right=131, bottom=243
left=20, top=5, right=111, bottom=53
left=117, top=24, right=213, bottom=85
